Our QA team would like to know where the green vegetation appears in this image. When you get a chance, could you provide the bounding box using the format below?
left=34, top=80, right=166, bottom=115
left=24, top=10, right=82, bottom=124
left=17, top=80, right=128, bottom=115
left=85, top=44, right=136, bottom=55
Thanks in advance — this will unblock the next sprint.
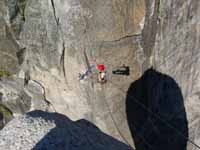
left=0, top=104, right=13, bottom=122
left=157, top=0, right=160, bottom=16
left=17, top=0, right=28, bottom=21
left=0, top=70, right=11, bottom=78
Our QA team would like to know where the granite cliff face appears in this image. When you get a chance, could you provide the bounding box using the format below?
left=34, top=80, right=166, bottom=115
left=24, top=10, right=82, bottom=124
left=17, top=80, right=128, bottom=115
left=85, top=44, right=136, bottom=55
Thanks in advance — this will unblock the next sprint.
left=138, top=0, right=200, bottom=149
left=0, top=0, right=200, bottom=149
left=143, top=1, right=200, bottom=149
left=0, top=0, right=146, bottom=147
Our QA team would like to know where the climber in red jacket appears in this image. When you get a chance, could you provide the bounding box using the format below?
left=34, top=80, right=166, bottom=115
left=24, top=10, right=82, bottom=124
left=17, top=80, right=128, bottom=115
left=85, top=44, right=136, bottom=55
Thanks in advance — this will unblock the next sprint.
left=79, top=63, right=107, bottom=83
left=97, top=64, right=107, bottom=83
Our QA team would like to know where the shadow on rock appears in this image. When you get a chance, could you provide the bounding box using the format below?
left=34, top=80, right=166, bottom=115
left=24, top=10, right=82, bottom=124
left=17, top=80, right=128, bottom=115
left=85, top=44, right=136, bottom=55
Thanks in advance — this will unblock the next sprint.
left=29, top=110, right=132, bottom=150
left=126, top=68, right=188, bottom=150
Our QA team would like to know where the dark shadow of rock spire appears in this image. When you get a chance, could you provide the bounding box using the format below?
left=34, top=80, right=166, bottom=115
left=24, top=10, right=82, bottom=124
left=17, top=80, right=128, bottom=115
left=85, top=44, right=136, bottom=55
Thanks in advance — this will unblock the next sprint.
left=126, top=68, right=188, bottom=150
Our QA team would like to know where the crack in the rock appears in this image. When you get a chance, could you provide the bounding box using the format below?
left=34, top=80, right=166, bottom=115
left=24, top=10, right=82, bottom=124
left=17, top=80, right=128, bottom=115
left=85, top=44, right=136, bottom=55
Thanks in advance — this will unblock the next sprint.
left=17, top=48, right=26, bottom=65
left=60, top=43, right=67, bottom=80
left=102, top=33, right=141, bottom=43
left=83, top=49, right=91, bottom=70
left=50, top=0, right=68, bottom=84
left=31, top=80, right=57, bottom=112
left=50, top=0, right=59, bottom=25
left=59, top=32, right=68, bottom=84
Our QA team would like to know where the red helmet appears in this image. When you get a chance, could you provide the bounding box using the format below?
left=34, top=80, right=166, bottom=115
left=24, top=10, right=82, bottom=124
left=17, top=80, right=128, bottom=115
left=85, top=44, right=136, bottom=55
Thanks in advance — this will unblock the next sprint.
left=97, top=64, right=105, bottom=71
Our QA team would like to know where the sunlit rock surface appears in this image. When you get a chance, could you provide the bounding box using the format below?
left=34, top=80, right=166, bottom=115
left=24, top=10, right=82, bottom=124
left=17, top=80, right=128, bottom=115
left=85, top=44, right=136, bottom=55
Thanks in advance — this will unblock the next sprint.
left=0, top=78, right=49, bottom=114
left=17, top=0, right=146, bottom=146
left=0, top=110, right=132, bottom=150
left=0, top=0, right=200, bottom=149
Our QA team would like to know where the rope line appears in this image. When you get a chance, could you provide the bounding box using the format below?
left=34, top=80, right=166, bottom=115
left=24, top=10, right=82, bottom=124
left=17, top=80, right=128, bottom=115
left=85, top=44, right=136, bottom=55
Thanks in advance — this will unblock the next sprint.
left=102, top=83, right=157, bottom=150
left=101, top=85, right=136, bottom=150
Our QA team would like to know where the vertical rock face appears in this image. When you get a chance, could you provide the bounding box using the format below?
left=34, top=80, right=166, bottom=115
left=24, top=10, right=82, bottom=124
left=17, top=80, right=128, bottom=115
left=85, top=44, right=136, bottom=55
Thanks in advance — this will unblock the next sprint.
left=0, top=0, right=26, bottom=74
left=1, top=0, right=200, bottom=149
left=15, top=0, right=146, bottom=146
left=0, top=14, right=20, bottom=74
left=142, top=0, right=200, bottom=149
left=0, top=78, right=49, bottom=114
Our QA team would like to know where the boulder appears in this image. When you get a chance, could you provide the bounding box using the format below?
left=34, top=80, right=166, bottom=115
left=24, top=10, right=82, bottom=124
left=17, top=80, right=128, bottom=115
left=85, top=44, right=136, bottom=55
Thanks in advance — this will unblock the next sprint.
left=0, top=110, right=132, bottom=150
left=0, top=77, right=50, bottom=129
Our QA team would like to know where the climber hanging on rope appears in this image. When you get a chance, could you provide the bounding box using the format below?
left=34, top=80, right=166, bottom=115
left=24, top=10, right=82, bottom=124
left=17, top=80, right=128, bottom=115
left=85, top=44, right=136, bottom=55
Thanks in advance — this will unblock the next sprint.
left=79, top=63, right=107, bottom=84
left=97, top=64, right=107, bottom=83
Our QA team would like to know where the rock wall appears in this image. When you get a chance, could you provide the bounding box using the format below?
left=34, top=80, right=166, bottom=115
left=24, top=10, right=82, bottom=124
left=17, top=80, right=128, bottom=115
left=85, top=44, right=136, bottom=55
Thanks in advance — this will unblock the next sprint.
left=142, top=0, right=200, bottom=149
left=1, top=0, right=146, bottom=147
left=0, top=0, right=200, bottom=149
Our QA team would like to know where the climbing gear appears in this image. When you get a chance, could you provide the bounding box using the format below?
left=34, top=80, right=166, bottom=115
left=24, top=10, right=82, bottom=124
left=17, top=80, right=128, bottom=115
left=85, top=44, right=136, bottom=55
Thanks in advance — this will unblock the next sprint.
left=79, top=73, right=85, bottom=80
left=112, top=65, right=130, bottom=76
left=78, top=63, right=107, bottom=84
left=79, top=64, right=96, bottom=80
